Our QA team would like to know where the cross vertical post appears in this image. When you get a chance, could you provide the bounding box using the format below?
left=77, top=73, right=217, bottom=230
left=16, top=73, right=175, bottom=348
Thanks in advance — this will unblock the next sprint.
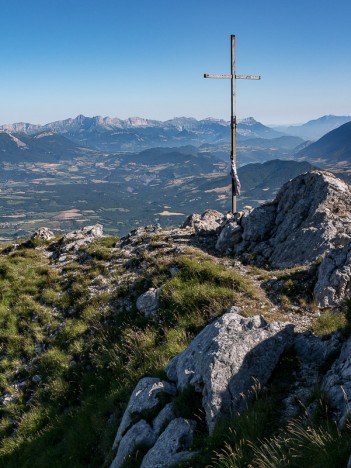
left=204, top=34, right=261, bottom=214
left=230, top=34, right=237, bottom=213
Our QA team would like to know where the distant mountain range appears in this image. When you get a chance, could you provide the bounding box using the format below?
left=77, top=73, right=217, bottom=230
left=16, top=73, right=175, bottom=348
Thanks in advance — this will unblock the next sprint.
left=0, top=115, right=284, bottom=152
left=275, top=115, right=351, bottom=140
left=1, top=114, right=350, bottom=154
left=0, top=130, right=95, bottom=163
left=1, top=110, right=350, bottom=242
left=296, top=121, right=351, bottom=167
left=1, top=114, right=351, bottom=171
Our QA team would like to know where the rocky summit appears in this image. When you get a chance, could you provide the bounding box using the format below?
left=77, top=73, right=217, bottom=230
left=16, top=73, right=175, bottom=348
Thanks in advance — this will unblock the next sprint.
left=231, top=170, right=351, bottom=268
left=1, top=169, right=351, bottom=467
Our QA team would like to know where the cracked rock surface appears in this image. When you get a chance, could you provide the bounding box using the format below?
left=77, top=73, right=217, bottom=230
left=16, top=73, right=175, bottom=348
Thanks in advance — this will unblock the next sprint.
left=232, top=171, right=351, bottom=268
left=166, top=309, right=294, bottom=433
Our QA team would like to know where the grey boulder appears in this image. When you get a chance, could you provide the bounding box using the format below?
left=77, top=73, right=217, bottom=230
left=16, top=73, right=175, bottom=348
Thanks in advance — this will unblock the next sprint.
left=136, top=288, right=161, bottom=318
left=215, top=221, right=242, bottom=253
left=31, top=227, right=55, bottom=241
left=314, top=243, right=351, bottom=307
left=141, top=418, right=196, bottom=468
left=112, top=377, right=176, bottom=449
left=61, top=224, right=104, bottom=253
left=166, top=310, right=294, bottom=433
left=322, top=336, right=351, bottom=427
left=181, top=213, right=201, bottom=229
left=110, top=420, right=156, bottom=468
left=193, top=209, right=224, bottom=237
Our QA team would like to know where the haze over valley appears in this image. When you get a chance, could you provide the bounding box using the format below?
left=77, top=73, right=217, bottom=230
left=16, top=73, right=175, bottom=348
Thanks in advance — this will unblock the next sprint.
left=0, top=113, right=350, bottom=241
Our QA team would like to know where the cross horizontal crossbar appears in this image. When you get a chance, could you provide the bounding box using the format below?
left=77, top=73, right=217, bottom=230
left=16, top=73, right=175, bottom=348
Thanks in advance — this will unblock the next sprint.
left=204, top=73, right=261, bottom=80
left=236, top=74, right=260, bottom=80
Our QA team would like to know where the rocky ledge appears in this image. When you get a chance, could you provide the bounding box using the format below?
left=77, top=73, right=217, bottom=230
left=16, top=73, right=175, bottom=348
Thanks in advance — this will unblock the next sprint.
left=185, top=171, right=351, bottom=308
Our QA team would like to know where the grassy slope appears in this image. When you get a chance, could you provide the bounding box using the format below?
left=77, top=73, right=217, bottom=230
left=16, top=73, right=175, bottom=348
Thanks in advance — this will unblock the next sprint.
left=0, top=234, right=350, bottom=467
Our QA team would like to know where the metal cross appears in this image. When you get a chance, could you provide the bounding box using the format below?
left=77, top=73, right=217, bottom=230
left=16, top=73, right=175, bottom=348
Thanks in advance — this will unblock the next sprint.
left=204, top=34, right=261, bottom=214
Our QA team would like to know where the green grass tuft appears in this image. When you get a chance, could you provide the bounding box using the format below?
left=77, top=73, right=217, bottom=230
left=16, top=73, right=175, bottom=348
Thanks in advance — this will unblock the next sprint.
left=312, top=310, right=349, bottom=337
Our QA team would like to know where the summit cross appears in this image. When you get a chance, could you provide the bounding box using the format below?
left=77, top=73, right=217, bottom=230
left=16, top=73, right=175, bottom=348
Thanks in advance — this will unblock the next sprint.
left=204, top=34, right=261, bottom=213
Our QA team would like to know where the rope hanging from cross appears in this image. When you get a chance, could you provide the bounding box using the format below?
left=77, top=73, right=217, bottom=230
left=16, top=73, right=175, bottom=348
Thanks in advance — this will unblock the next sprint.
left=204, top=34, right=261, bottom=214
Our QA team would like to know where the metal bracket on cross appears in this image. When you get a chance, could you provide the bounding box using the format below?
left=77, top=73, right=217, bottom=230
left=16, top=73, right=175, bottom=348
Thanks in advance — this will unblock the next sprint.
left=204, top=35, right=261, bottom=214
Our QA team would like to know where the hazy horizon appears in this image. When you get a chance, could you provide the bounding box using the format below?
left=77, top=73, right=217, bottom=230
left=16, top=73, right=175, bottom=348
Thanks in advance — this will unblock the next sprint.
left=2, top=112, right=350, bottom=129
left=1, top=0, right=351, bottom=126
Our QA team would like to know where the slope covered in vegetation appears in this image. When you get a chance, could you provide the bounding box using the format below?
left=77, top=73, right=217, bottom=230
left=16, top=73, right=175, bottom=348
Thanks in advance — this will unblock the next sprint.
left=0, top=218, right=350, bottom=467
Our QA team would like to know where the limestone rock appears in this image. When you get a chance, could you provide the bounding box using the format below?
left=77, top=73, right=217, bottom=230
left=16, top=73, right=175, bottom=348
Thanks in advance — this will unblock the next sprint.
left=110, top=420, right=156, bottom=468
left=282, top=332, right=342, bottom=420
left=112, top=377, right=176, bottom=449
left=136, top=288, right=161, bottom=318
left=152, top=403, right=175, bottom=436
left=141, top=418, right=196, bottom=468
left=166, top=311, right=294, bottom=433
left=62, top=224, right=103, bottom=252
left=194, top=219, right=221, bottom=237
left=200, top=209, right=224, bottom=221
left=31, top=227, right=55, bottom=241
left=49, top=224, right=103, bottom=263
left=322, top=336, right=351, bottom=427
left=181, top=213, right=200, bottom=229
left=121, top=225, right=161, bottom=249
left=194, top=209, right=224, bottom=237
left=50, top=224, right=104, bottom=261
left=314, top=243, right=351, bottom=307
left=215, top=221, right=242, bottom=253
left=233, top=171, right=351, bottom=268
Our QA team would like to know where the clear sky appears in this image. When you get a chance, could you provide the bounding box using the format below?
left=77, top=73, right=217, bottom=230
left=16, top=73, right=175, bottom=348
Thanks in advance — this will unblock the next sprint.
left=1, top=0, right=351, bottom=125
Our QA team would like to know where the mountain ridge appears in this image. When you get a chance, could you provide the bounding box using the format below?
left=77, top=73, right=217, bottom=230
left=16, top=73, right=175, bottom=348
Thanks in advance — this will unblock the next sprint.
left=277, top=114, right=351, bottom=140
left=0, top=130, right=93, bottom=163
left=0, top=115, right=284, bottom=152
left=296, top=121, right=351, bottom=167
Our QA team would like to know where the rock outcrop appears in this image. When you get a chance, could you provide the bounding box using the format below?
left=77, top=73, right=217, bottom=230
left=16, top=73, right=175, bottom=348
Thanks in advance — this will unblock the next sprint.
left=181, top=213, right=201, bottom=229
left=140, top=418, right=196, bottom=468
left=50, top=224, right=104, bottom=262
left=61, top=224, right=103, bottom=252
left=314, top=243, right=351, bottom=307
left=282, top=331, right=342, bottom=420
left=193, top=209, right=224, bottom=237
left=110, top=309, right=294, bottom=465
left=215, top=220, right=242, bottom=253
left=31, top=227, right=55, bottom=241
left=322, top=336, right=351, bottom=428
left=166, top=308, right=294, bottom=433
left=136, top=288, right=161, bottom=318
left=231, top=171, right=351, bottom=268
left=112, top=377, right=176, bottom=450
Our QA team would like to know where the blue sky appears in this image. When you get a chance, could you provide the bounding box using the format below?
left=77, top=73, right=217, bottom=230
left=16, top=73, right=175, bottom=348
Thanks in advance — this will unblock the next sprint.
left=1, top=0, right=350, bottom=125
